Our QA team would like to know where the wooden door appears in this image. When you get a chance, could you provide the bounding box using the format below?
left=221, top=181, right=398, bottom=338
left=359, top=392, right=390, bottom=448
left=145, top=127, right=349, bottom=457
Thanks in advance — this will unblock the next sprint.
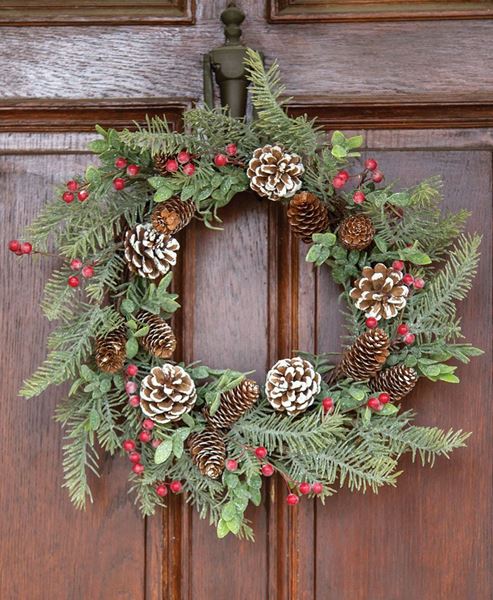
left=1, top=2, right=492, bottom=599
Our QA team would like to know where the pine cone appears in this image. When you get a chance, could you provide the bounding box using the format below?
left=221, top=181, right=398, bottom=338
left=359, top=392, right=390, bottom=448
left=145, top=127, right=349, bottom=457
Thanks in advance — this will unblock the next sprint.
left=349, top=263, right=409, bottom=321
left=94, top=325, right=127, bottom=374
left=188, top=428, right=226, bottom=479
left=124, top=223, right=179, bottom=280
left=151, top=198, right=195, bottom=236
left=265, top=357, right=321, bottom=416
left=247, top=145, right=304, bottom=201
left=136, top=311, right=177, bottom=359
left=287, top=192, right=330, bottom=243
left=370, top=365, right=418, bottom=401
left=140, top=364, right=196, bottom=424
left=339, top=328, right=390, bottom=381
left=205, top=378, right=260, bottom=429
left=338, top=214, right=375, bottom=251
left=153, top=154, right=170, bottom=176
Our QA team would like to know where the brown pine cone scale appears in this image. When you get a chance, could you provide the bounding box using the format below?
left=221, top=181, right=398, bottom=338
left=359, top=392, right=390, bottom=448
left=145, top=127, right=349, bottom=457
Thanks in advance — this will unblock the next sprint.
left=370, top=365, right=418, bottom=401
left=339, top=328, right=390, bottom=381
left=205, top=378, right=260, bottom=430
left=287, top=192, right=330, bottom=243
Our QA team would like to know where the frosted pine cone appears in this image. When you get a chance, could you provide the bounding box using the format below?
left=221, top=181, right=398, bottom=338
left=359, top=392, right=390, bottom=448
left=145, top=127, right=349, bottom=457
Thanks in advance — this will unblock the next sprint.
left=140, top=364, right=196, bottom=424
left=188, top=428, right=226, bottom=479
left=151, top=198, right=195, bottom=236
left=370, top=365, right=418, bottom=401
left=338, top=328, right=390, bottom=381
left=124, top=223, right=179, bottom=280
left=247, top=145, right=304, bottom=201
left=287, top=191, right=330, bottom=243
left=349, top=263, right=409, bottom=320
left=205, top=378, right=260, bottom=430
left=94, top=325, right=127, bottom=374
left=265, top=357, right=321, bottom=416
left=136, top=311, right=177, bottom=359
left=338, top=214, right=375, bottom=251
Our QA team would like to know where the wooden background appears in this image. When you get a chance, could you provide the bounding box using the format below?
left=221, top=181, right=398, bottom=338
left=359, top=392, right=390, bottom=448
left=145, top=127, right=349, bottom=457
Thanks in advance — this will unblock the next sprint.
left=0, top=1, right=492, bottom=599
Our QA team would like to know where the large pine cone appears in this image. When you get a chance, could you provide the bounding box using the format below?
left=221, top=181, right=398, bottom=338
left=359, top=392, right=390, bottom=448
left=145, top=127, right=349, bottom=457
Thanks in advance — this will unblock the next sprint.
left=151, top=198, right=195, bottom=236
left=94, top=325, right=127, bottom=374
left=140, top=364, right=196, bottom=424
left=370, top=365, right=418, bottom=401
left=205, top=378, right=260, bottom=430
left=339, top=328, right=390, bottom=381
left=124, top=223, right=179, bottom=280
left=287, top=191, right=330, bottom=243
left=136, top=311, right=176, bottom=359
left=338, top=214, right=375, bottom=251
left=265, top=357, right=321, bottom=416
left=188, top=428, right=226, bottom=479
left=349, top=263, right=409, bottom=321
left=247, top=145, right=304, bottom=201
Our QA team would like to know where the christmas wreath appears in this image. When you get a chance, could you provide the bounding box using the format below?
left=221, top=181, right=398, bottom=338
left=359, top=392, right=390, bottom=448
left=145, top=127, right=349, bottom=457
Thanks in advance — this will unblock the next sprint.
left=12, top=50, right=482, bottom=540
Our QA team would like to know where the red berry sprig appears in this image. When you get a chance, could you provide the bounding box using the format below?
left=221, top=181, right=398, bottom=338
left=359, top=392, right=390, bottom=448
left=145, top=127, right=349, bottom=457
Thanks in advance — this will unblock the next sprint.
left=322, top=397, right=334, bottom=414
left=226, top=459, right=238, bottom=472
left=365, top=317, right=378, bottom=329
left=170, top=481, right=183, bottom=493
left=156, top=484, right=168, bottom=497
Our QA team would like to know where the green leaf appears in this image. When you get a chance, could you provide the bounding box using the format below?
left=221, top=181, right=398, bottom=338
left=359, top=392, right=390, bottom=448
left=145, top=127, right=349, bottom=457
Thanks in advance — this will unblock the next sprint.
left=224, top=472, right=240, bottom=489
left=387, top=192, right=411, bottom=207
left=438, top=373, right=460, bottom=383
left=181, top=412, right=195, bottom=427
left=346, top=135, right=364, bottom=149
left=121, top=299, right=135, bottom=315
left=222, top=502, right=237, bottom=522
left=312, top=232, right=336, bottom=247
left=85, top=165, right=101, bottom=184
left=378, top=404, right=399, bottom=416
left=89, top=408, right=101, bottom=430
left=88, top=139, right=107, bottom=154
left=154, top=185, right=174, bottom=203
left=148, top=176, right=168, bottom=189
left=125, top=337, right=139, bottom=359
left=331, top=145, right=347, bottom=159
left=361, top=406, right=372, bottom=425
left=331, top=131, right=346, bottom=146
left=154, top=438, right=173, bottom=464
left=374, top=236, right=388, bottom=252
left=250, top=488, right=262, bottom=506
left=349, top=387, right=366, bottom=402
left=80, top=365, right=95, bottom=382
left=225, top=515, right=241, bottom=535
left=217, top=518, right=230, bottom=539
left=172, top=434, right=184, bottom=459
left=134, top=325, right=150, bottom=338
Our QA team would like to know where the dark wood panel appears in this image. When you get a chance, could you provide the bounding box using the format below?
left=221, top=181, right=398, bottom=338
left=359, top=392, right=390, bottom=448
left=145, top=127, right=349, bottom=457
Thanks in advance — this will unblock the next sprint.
left=0, top=0, right=194, bottom=25
left=269, top=0, right=493, bottom=22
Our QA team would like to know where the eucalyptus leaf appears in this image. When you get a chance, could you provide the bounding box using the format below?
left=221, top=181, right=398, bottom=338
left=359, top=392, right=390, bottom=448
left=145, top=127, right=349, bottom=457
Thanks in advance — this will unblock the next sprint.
left=154, top=438, right=173, bottom=464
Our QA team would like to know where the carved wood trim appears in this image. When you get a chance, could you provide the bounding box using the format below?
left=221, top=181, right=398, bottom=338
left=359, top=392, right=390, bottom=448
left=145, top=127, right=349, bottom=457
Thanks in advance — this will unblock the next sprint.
left=0, top=0, right=194, bottom=25
left=268, top=0, right=493, bottom=23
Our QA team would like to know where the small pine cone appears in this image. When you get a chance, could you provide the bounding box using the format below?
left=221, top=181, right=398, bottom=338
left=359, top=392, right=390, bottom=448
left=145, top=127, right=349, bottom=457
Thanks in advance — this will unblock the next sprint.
left=370, top=365, right=418, bottom=401
left=205, top=378, right=260, bottom=430
left=349, top=263, right=409, bottom=321
left=339, top=328, right=390, bottom=381
left=136, top=311, right=177, bottom=359
left=188, top=428, right=226, bottom=479
left=153, top=154, right=170, bottom=176
left=247, top=144, right=304, bottom=201
left=124, top=223, right=179, bottom=280
left=265, top=357, right=321, bottom=416
left=151, top=198, right=195, bottom=236
left=94, top=325, right=127, bottom=374
left=140, top=364, right=197, bottom=424
left=287, top=192, right=330, bottom=243
left=338, top=214, right=375, bottom=251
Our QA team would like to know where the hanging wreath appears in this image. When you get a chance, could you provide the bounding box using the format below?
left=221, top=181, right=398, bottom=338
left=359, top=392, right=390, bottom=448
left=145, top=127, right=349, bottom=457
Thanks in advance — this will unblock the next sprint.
left=11, top=50, right=482, bottom=540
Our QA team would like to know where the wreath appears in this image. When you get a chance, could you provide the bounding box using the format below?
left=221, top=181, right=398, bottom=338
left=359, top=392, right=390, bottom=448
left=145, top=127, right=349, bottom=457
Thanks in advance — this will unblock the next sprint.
left=12, top=50, right=482, bottom=540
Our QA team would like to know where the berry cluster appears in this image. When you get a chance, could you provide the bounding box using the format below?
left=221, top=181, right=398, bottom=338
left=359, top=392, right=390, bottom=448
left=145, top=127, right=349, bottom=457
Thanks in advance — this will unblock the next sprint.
left=67, top=258, right=95, bottom=288
left=213, top=143, right=238, bottom=168
left=112, top=157, right=141, bottom=191
left=161, top=151, right=196, bottom=177
left=125, top=365, right=141, bottom=408
left=367, top=392, right=391, bottom=412
left=331, top=158, right=384, bottom=205
left=62, top=180, right=89, bottom=203
left=8, top=239, right=32, bottom=255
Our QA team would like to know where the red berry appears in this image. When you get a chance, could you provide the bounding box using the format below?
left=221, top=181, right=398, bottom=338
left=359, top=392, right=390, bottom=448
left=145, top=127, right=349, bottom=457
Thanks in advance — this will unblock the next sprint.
left=182, top=162, right=196, bottom=176
left=286, top=494, right=299, bottom=506
left=81, top=265, right=94, bottom=278
left=8, top=240, right=21, bottom=253
left=122, top=439, right=136, bottom=452
left=392, top=260, right=404, bottom=271
left=115, top=157, right=127, bottom=169
left=261, top=464, right=275, bottom=477
left=365, top=158, right=378, bottom=171
left=338, top=170, right=350, bottom=183
left=372, top=171, right=384, bottom=183
left=128, top=451, right=141, bottom=464
left=125, top=381, right=137, bottom=394
left=170, top=481, right=182, bottom=493
left=62, top=191, right=75, bottom=203
left=165, top=159, right=179, bottom=173
left=126, top=164, right=140, bottom=177
left=68, top=276, right=80, bottom=288
left=155, top=484, right=168, bottom=497
left=254, top=446, right=268, bottom=459
left=397, top=323, right=409, bottom=335
left=129, top=395, right=140, bottom=408
left=378, top=393, right=391, bottom=404
left=177, top=151, right=191, bottom=164
left=126, top=364, right=138, bottom=377
left=366, top=317, right=378, bottom=329
left=353, top=191, right=366, bottom=204
left=225, top=143, right=237, bottom=156
left=77, top=190, right=89, bottom=202
left=139, top=430, right=152, bottom=443
left=132, top=463, right=144, bottom=475
left=142, top=419, right=155, bottom=430
left=312, top=482, right=323, bottom=495
left=214, top=153, right=228, bottom=167
left=322, top=397, right=334, bottom=414
left=403, top=333, right=416, bottom=345
left=67, top=180, right=79, bottom=191
left=226, top=459, right=238, bottom=472
left=332, top=176, right=345, bottom=189
left=299, top=482, right=311, bottom=495
left=367, top=397, right=383, bottom=411
left=70, top=258, right=82, bottom=270
left=21, top=242, right=33, bottom=254
left=402, top=274, right=414, bottom=286
left=414, top=277, right=425, bottom=289
left=113, top=178, right=126, bottom=191
left=151, top=438, right=162, bottom=448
